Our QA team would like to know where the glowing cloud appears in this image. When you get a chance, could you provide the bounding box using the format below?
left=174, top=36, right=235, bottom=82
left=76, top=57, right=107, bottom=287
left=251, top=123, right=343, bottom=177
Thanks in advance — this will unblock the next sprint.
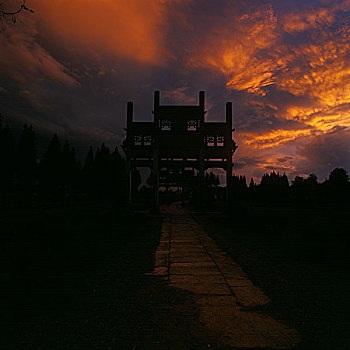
left=0, top=18, right=78, bottom=86
left=1, top=0, right=349, bottom=181
left=184, top=1, right=350, bottom=157
left=190, top=4, right=282, bottom=96
left=33, top=0, right=171, bottom=65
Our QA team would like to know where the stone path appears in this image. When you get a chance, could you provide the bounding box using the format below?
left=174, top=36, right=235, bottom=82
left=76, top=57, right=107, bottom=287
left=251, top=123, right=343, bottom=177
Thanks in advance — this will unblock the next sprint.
left=148, top=203, right=301, bottom=349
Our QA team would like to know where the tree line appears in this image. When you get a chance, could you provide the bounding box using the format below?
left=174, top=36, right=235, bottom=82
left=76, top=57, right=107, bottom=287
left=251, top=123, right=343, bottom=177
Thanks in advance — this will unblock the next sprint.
left=230, top=169, right=350, bottom=207
left=0, top=119, right=131, bottom=201
left=1, top=117, right=349, bottom=206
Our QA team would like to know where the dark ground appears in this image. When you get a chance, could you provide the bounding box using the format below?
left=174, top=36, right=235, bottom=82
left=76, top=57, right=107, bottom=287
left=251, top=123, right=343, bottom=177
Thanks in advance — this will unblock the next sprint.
left=2, top=199, right=350, bottom=349
left=196, top=203, right=350, bottom=350
left=1, top=200, right=220, bottom=349
left=1, top=199, right=160, bottom=349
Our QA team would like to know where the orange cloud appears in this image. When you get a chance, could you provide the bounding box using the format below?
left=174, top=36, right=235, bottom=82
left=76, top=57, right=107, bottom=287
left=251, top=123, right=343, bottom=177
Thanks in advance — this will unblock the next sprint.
left=28, top=0, right=350, bottom=155
left=185, top=2, right=350, bottom=152
left=191, top=5, right=281, bottom=96
left=0, top=17, right=78, bottom=86
left=277, top=41, right=350, bottom=105
left=239, top=129, right=310, bottom=149
left=33, top=0, right=171, bottom=65
left=281, top=8, right=335, bottom=33
left=2, top=0, right=348, bottom=180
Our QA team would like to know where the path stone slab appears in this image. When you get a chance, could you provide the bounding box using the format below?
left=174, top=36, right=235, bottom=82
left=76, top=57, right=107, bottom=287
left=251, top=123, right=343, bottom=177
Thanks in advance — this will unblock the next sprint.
left=225, top=277, right=253, bottom=287
left=155, top=250, right=169, bottom=256
left=169, top=282, right=232, bottom=295
left=170, top=266, right=221, bottom=275
left=170, top=239, right=201, bottom=243
left=171, top=242, right=205, bottom=249
left=154, top=255, right=169, bottom=267
left=146, top=203, right=301, bottom=349
left=231, top=286, right=271, bottom=307
left=170, top=256, right=213, bottom=264
left=170, top=252, right=209, bottom=259
left=217, top=264, right=248, bottom=277
left=196, top=295, right=238, bottom=306
left=170, top=247, right=207, bottom=253
left=157, top=243, right=170, bottom=251
left=169, top=274, right=226, bottom=284
left=171, top=262, right=216, bottom=268
left=147, top=266, right=168, bottom=276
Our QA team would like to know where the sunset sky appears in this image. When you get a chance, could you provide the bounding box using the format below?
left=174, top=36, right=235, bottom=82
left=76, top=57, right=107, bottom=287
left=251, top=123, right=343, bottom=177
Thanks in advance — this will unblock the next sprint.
left=1, top=0, right=349, bottom=181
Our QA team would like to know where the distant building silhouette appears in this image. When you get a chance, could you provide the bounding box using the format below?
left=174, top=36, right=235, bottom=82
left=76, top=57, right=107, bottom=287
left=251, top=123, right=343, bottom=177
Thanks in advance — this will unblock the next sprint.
left=122, top=91, right=237, bottom=209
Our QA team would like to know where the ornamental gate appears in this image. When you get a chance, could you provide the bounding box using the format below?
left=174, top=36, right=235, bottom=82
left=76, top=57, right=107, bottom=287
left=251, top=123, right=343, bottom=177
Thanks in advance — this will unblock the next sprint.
left=122, top=91, right=237, bottom=209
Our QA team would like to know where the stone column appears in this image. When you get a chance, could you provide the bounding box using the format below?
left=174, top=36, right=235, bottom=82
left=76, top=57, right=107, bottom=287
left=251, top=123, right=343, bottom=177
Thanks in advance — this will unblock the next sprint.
left=198, top=147, right=205, bottom=209
left=198, top=91, right=206, bottom=209
left=226, top=102, right=233, bottom=203
left=152, top=91, right=160, bottom=211
left=199, top=91, right=205, bottom=109
left=226, top=152, right=233, bottom=203
left=153, top=147, right=160, bottom=211
left=126, top=156, right=132, bottom=205
left=199, top=91, right=205, bottom=125
left=154, top=90, right=160, bottom=111
left=126, top=101, right=133, bottom=205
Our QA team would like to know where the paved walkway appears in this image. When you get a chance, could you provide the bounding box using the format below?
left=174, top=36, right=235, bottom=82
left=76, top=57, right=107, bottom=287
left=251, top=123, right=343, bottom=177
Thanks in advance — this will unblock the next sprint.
left=148, top=203, right=301, bottom=349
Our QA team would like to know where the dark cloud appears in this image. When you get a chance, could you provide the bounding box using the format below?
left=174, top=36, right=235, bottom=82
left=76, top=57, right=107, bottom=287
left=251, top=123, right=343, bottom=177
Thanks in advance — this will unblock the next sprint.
left=234, top=156, right=263, bottom=170
left=277, top=156, right=294, bottom=163
left=296, top=126, right=350, bottom=180
left=0, top=17, right=78, bottom=86
left=234, top=101, right=307, bottom=134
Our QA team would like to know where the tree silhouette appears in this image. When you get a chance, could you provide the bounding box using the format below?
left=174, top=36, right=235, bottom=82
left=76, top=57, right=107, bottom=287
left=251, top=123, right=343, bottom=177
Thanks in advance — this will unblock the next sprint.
left=291, top=173, right=319, bottom=203
left=61, top=141, right=79, bottom=194
left=39, top=134, right=63, bottom=196
left=82, top=143, right=127, bottom=199
left=249, top=177, right=255, bottom=189
left=131, top=167, right=141, bottom=196
left=258, top=171, right=289, bottom=203
left=2, top=120, right=349, bottom=209
left=230, top=175, right=248, bottom=202
left=94, top=143, right=111, bottom=194
left=305, top=173, right=318, bottom=186
left=291, top=175, right=304, bottom=187
left=323, top=168, right=350, bottom=206
left=0, top=117, right=15, bottom=193
left=205, top=171, right=220, bottom=188
left=16, top=124, right=37, bottom=196
left=328, top=168, right=349, bottom=186
left=261, top=171, right=289, bottom=188
left=111, top=146, right=126, bottom=196
left=82, top=146, right=95, bottom=194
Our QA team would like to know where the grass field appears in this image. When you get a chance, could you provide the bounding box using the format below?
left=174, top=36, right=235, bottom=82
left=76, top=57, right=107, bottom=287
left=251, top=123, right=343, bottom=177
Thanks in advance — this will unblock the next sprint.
left=1, top=199, right=163, bottom=348
left=197, top=203, right=350, bottom=349
left=3, top=198, right=349, bottom=349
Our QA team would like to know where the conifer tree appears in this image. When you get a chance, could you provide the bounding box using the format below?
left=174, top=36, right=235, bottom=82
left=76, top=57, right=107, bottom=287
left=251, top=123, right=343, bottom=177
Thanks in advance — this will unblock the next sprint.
left=61, top=141, right=79, bottom=193
left=328, top=168, right=349, bottom=186
left=16, top=124, right=37, bottom=195
left=83, top=146, right=95, bottom=193
left=40, top=134, right=62, bottom=196
left=111, top=146, right=126, bottom=195
left=0, top=117, right=15, bottom=193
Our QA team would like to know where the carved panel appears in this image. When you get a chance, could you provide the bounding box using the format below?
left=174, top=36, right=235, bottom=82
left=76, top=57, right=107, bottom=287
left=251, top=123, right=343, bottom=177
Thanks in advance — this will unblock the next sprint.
left=160, top=120, right=172, bottom=131
left=206, top=135, right=215, bottom=147
left=187, top=119, right=199, bottom=131
left=217, top=135, right=224, bottom=146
